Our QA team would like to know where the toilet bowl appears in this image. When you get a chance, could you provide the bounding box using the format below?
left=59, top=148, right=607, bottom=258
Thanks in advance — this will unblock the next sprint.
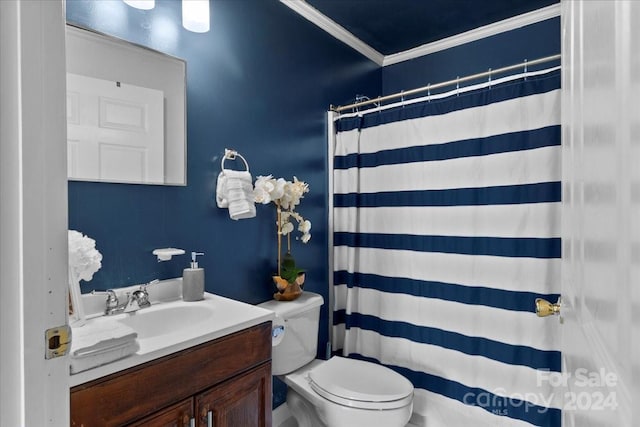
left=284, top=357, right=413, bottom=427
left=259, top=292, right=414, bottom=427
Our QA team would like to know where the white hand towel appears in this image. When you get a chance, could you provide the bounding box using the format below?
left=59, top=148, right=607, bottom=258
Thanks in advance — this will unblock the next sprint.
left=229, top=199, right=256, bottom=220
left=71, top=321, right=137, bottom=357
left=70, top=340, right=140, bottom=374
left=216, top=169, right=256, bottom=220
left=216, top=171, right=229, bottom=208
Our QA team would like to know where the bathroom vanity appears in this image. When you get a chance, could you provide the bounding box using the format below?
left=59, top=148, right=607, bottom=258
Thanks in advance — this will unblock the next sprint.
left=71, top=323, right=271, bottom=426
left=69, top=287, right=274, bottom=427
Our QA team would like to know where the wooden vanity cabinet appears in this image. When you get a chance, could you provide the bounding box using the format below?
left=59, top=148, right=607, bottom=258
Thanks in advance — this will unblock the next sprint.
left=70, top=322, right=272, bottom=427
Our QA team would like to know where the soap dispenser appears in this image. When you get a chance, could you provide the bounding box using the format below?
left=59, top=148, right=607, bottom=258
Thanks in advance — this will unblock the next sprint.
left=182, top=251, right=205, bottom=301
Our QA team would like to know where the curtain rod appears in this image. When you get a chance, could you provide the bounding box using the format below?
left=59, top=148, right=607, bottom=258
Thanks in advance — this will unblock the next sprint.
left=331, top=54, right=561, bottom=113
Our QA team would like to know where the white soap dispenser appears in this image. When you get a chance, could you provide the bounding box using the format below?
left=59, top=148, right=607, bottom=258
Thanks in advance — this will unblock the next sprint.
left=182, top=251, right=205, bottom=301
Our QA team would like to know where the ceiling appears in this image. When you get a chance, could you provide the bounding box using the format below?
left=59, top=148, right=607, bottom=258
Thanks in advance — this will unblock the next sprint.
left=303, top=0, right=559, bottom=56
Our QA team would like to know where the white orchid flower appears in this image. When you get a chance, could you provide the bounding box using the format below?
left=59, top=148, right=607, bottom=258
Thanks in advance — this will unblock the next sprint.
left=254, top=175, right=275, bottom=204
left=280, top=211, right=291, bottom=221
left=298, top=219, right=311, bottom=234
left=280, top=222, right=294, bottom=235
left=254, top=175, right=312, bottom=246
left=272, top=178, right=286, bottom=201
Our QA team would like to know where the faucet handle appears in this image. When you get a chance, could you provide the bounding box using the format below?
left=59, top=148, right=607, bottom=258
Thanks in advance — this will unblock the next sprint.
left=139, top=279, right=160, bottom=299
left=91, top=289, right=118, bottom=304
left=91, top=289, right=119, bottom=313
left=130, top=288, right=151, bottom=309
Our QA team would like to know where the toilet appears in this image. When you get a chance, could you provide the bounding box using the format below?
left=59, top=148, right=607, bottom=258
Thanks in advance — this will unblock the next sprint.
left=259, top=292, right=414, bottom=427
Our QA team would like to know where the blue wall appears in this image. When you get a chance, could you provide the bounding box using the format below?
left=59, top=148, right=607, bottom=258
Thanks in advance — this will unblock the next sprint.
left=382, top=18, right=560, bottom=97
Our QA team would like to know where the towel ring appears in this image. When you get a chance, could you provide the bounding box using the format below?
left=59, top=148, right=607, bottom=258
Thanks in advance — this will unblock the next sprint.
left=221, top=148, right=250, bottom=172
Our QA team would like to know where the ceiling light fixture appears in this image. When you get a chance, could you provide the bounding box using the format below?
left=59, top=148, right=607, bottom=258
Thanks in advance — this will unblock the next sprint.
left=182, top=0, right=210, bottom=33
left=123, top=0, right=155, bottom=10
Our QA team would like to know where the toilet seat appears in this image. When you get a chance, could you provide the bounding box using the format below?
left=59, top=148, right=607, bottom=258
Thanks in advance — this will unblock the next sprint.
left=308, top=357, right=413, bottom=410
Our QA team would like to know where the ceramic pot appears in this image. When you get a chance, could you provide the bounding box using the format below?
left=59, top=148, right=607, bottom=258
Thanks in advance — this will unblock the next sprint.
left=273, top=273, right=305, bottom=301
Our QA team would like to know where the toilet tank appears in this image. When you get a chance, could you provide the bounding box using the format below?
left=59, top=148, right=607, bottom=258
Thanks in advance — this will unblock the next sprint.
left=258, top=292, right=324, bottom=375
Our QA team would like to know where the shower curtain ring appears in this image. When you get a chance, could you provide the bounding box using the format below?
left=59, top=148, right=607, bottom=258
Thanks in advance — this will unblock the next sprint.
left=427, top=84, right=431, bottom=102
left=456, top=77, right=460, bottom=96
left=524, top=59, right=528, bottom=80
left=488, top=68, right=492, bottom=89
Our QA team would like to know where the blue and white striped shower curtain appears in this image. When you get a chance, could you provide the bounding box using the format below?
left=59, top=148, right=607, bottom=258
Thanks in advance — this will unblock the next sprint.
left=331, top=69, right=562, bottom=427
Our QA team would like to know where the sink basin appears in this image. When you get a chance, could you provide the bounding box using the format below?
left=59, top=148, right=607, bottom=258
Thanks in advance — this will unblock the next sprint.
left=107, top=297, right=222, bottom=355
left=117, top=304, right=214, bottom=340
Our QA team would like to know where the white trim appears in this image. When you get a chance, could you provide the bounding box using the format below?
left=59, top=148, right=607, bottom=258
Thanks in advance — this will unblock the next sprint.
left=280, top=1, right=560, bottom=68
left=326, top=111, right=337, bottom=358
left=0, top=1, right=69, bottom=425
left=279, top=0, right=384, bottom=66
left=383, top=4, right=561, bottom=66
left=0, top=4, right=25, bottom=425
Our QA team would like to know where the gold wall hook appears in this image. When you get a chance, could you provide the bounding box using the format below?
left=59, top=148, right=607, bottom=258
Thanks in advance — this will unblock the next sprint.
left=535, top=297, right=561, bottom=317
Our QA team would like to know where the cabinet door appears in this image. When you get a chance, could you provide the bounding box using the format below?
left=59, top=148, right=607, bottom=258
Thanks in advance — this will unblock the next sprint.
left=127, top=398, right=194, bottom=427
left=196, top=363, right=271, bottom=427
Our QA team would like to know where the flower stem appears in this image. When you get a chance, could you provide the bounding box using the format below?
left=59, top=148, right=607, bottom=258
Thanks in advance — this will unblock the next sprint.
left=276, top=202, right=282, bottom=276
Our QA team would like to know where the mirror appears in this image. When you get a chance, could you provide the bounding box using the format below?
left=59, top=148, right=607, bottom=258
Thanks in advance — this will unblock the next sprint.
left=65, top=24, right=186, bottom=185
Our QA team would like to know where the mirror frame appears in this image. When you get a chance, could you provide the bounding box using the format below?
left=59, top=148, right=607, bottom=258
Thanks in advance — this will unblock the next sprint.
left=65, top=23, right=187, bottom=186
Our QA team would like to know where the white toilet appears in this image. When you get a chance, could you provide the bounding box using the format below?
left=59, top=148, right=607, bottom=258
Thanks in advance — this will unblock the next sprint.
left=259, top=292, right=414, bottom=427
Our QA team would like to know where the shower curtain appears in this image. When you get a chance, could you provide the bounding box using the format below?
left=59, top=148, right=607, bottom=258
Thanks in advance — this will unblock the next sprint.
left=331, top=69, right=561, bottom=427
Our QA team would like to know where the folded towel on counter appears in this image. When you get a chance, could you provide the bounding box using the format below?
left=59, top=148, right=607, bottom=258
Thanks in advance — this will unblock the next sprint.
left=216, top=169, right=256, bottom=220
left=70, top=340, right=140, bottom=374
left=71, top=321, right=137, bottom=357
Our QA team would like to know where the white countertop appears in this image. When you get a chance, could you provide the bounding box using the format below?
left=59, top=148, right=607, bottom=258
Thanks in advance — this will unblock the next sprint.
left=69, top=284, right=274, bottom=387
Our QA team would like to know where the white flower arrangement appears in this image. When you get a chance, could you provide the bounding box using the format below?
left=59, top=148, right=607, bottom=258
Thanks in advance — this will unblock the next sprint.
left=68, top=230, right=103, bottom=283
left=254, top=175, right=311, bottom=292
left=254, top=175, right=311, bottom=244
left=68, top=230, right=102, bottom=326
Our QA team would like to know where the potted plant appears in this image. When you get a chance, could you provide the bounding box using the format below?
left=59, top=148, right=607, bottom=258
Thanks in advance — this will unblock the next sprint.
left=254, top=175, right=311, bottom=301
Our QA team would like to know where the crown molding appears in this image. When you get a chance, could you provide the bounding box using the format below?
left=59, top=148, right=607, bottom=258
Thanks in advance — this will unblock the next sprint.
left=383, top=3, right=561, bottom=66
left=280, top=1, right=560, bottom=68
left=279, top=0, right=385, bottom=66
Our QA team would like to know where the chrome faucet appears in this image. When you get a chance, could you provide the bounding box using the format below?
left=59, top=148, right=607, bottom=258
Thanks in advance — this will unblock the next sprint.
left=91, top=289, right=120, bottom=315
left=92, top=280, right=159, bottom=315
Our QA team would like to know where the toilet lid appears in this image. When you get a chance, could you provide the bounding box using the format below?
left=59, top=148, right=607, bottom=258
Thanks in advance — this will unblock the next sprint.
left=308, top=357, right=413, bottom=410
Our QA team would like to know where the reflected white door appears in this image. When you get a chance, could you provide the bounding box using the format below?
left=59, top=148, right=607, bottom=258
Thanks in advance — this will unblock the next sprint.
left=560, top=0, right=638, bottom=425
left=67, top=73, right=164, bottom=183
